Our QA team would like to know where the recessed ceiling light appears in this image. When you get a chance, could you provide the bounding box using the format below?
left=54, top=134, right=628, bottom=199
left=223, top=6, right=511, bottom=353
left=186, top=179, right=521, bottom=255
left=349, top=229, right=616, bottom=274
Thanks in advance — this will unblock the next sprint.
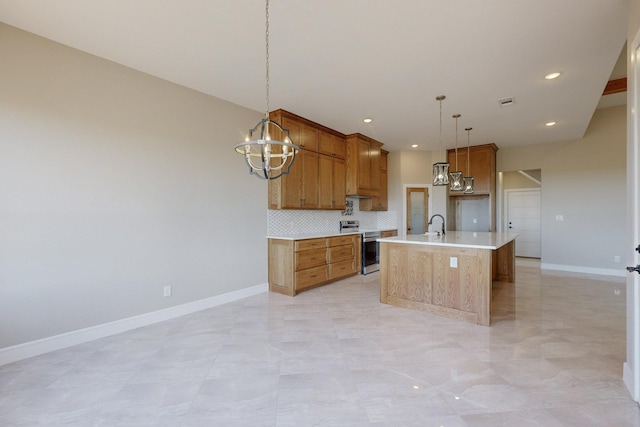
left=411, top=144, right=419, bottom=148
left=545, top=72, right=562, bottom=80
left=545, top=121, right=557, bottom=127
left=363, top=118, right=373, bottom=123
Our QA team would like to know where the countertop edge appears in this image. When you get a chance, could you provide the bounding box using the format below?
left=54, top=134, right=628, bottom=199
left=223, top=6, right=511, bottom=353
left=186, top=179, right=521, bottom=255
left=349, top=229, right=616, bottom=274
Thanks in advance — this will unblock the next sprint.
left=377, top=232, right=518, bottom=250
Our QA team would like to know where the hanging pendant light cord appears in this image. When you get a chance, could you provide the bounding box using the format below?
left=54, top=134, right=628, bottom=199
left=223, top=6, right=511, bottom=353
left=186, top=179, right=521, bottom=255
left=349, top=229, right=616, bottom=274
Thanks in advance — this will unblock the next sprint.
left=453, top=114, right=461, bottom=170
left=264, top=0, right=270, bottom=120
left=466, top=127, right=472, bottom=173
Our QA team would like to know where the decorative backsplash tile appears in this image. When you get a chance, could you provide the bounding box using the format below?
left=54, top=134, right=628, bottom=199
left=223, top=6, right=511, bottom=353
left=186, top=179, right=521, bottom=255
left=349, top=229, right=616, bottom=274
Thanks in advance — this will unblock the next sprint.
left=267, top=198, right=398, bottom=235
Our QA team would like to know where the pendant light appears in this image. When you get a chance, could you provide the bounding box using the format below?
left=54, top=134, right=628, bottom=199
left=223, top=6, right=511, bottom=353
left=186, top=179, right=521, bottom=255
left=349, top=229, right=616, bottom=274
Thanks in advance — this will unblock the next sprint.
left=234, top=0, right=299, bottom=180
left=432, top=95, right=449, bottom=186
left=449, top=113, right=463, bottom=191
left=463, top=127, right=475, bottom=194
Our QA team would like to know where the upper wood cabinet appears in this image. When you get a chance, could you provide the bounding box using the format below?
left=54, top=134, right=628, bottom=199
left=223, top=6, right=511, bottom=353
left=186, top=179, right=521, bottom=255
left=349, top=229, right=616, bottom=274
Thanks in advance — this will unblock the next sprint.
left=270, top=149, right=319, bottom=209
left=282, top=116, right=318, bottom=152
left=268, top=110, right=346, bottom=210
left=318, top=130, right=346, bottom=159
left=360, top=149, right=388, bottom=211
left=345, top=133, right=383, bottom=197
left=318, top=154, right=346, bottom=210
left=447, top=143, right=497, bottom=196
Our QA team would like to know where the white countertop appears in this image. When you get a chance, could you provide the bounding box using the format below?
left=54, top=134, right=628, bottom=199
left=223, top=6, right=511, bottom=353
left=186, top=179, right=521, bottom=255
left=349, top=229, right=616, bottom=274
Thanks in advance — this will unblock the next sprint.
left=267, top=231, right=363, bottom=240
left=267, top=228, right=396, bottom=240
left=378, top=231, right=518, bottom=250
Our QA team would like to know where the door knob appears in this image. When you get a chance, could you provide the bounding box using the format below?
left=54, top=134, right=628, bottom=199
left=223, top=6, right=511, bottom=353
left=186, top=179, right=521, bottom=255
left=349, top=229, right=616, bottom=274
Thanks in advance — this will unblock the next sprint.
left=627, top=265, right=640, bottom=274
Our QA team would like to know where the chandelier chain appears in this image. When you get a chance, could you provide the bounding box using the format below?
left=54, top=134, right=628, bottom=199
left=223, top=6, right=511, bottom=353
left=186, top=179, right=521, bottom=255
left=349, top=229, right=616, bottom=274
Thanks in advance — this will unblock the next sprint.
left=265, top=0, right=270, bottom=118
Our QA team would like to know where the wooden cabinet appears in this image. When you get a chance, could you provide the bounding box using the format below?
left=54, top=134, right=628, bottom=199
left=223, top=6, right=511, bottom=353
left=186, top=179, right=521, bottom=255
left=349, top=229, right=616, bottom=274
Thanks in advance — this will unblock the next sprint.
left=268, top=234, right=360, bottom=296
left=447, top=144, right=497, bottom=196
left=359, top=149, right=388, bottom=211
left=268, top=110, right=346, bottom=210
left=270, top=149, right=318, bottom=209
left=446, top=144, right=498, bottom=232
left=319, top=130, right=346, bottom=159
left=319, top=154, right=346, bottom=210
left=345, top=133, right=382, bottom=197
left=282, top=116, right=318, bottom=152
left=380, top=229, right=398, bottom=238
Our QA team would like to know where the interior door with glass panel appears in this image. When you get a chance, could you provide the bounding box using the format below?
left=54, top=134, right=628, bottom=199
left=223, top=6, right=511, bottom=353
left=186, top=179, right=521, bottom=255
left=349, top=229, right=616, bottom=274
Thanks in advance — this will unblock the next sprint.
left=406, top=187, right=429, bottom=235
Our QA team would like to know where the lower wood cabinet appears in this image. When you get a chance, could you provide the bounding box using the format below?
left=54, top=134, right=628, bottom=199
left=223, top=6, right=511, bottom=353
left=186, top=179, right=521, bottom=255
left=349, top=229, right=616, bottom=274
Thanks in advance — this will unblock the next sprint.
left=380, top=229, right=398, bottom=238
left=268, top=234, right=360, bottom=296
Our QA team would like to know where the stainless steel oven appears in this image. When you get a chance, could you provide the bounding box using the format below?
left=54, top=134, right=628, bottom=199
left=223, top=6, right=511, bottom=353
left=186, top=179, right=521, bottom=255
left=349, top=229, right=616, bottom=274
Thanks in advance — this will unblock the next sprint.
left=361, top=230, right=381, bottom=275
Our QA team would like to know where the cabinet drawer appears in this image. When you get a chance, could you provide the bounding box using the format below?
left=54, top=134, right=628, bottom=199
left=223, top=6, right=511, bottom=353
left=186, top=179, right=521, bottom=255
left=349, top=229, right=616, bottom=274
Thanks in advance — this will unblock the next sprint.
left=328, top=259, right=355, bottom=280
left=296, top=265, right=328, bottom=291
left=380, top=230, right=397, bottom=238
left=295, top=248, right=327, bottom=270
left=295, top=238, right=327, bottom=251
left=328, top=235, right=356, bottom=247
left=328, top=244, right=355, bottom=263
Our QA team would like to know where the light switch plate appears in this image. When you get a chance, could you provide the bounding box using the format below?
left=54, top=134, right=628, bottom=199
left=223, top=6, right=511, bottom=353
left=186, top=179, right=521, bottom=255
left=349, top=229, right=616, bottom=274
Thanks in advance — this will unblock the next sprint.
left=450, top=257, right=458, bottom=268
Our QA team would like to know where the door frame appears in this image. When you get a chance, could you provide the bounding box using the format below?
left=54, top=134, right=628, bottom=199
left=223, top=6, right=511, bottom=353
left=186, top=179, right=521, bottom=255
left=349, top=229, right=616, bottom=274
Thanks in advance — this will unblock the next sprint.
left=624, top=26, right=640, bottom=403
left=403, top=184, right=432, bottom=236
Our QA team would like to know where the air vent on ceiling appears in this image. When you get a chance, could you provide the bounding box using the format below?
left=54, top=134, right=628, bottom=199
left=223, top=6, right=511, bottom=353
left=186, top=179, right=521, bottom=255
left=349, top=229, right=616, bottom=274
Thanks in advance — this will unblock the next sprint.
left=498, top=97, right=515, bottom=107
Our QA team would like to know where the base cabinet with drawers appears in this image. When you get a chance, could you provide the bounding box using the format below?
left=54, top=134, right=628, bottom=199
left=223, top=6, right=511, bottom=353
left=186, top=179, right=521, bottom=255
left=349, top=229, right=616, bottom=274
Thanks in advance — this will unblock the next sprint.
left=268, top=234, right=360, bottom=296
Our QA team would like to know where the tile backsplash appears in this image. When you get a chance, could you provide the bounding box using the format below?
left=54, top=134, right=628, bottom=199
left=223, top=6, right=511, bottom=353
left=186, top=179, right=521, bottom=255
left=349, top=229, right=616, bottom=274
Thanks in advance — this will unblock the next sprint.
left=268, top=198, right=397, bottom=235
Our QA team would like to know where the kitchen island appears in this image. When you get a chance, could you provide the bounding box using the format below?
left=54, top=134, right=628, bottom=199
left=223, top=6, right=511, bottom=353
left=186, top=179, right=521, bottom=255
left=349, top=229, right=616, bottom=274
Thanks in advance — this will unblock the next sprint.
left=378, top=231, right=517, bottom=326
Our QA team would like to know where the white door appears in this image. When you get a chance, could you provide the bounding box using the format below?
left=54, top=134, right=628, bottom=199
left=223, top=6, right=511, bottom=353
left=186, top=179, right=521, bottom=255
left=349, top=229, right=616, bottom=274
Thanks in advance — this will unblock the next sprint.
left=506, top=189, right=541, bottom=258
left=624, top=29, right=640, bottom=403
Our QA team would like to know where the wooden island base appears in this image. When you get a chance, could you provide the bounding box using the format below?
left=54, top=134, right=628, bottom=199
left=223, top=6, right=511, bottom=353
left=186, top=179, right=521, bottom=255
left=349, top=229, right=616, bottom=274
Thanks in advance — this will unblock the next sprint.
left=379, top=238, right=515, bottom=326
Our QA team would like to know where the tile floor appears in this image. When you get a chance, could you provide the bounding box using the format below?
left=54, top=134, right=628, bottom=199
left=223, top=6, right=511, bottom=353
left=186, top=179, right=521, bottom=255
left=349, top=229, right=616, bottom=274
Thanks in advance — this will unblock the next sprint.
left=1, top=260, right=639, bottom=426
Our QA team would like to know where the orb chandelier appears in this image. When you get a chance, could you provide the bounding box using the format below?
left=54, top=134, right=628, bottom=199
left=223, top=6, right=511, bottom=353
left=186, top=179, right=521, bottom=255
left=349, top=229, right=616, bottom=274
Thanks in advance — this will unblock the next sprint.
left=234, top=0, right=298, bottom=180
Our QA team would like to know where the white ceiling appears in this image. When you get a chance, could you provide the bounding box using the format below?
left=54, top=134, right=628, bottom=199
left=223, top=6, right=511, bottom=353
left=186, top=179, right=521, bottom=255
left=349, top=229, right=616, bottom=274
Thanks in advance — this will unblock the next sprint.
left=0, top=0, right=628, bottom=152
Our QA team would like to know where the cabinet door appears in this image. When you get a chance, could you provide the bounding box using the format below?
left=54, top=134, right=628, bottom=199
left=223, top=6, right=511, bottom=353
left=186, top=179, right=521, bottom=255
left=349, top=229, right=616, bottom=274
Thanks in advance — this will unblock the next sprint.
left=358, top=140, right=371, bottom=189
left=470, top=149, right=492, bottom=194
left=369, top=142, right=381, bottom=191
left=299, top=123, right=319, bottom=152
left=318, top=154, right=334, bottom=209
left=319, top=131, right=335, bottom=157
left=301, top=150, right=319, bottom=208
left=377, top=169, right=388, bottom=210
left=280, top=153, right=305, bottom=208
left=332, top=157, right=346, bottom=209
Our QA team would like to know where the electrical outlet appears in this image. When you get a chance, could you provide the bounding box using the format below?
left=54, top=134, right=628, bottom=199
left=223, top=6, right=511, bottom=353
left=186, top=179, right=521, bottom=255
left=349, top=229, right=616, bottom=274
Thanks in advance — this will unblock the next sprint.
left=614, top=256, right=620, bottom=263
left=555, top=214, right=564, bottom=221
left=615, top=289, right=621, bottom=296
left=472, top=218, right=477, bottom=224
left=163, top=285, right=172, bottom=297
left=450, top=257, right=458, bottom=268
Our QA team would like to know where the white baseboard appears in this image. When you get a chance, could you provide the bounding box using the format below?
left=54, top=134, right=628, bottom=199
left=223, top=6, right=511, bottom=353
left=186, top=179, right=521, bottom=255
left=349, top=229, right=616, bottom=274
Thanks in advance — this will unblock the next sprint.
left=0, top=283, right=268, bottom=367
left=624, top=362, right=640, bottom=402
left=541, top=263, right=626, bottom=278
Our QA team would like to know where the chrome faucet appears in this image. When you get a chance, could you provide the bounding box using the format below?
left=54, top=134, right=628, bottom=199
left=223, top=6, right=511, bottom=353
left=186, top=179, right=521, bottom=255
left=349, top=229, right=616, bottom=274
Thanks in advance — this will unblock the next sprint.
left=428, top=214, right=446, bottom=236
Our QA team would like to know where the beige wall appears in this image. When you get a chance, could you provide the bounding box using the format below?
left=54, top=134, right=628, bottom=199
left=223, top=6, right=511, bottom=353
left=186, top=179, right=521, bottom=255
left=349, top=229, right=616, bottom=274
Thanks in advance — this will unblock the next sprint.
left=0, top=24, right=266, bottom=348
left=388, top=105, right=626, bottom=272
left=387, top=150, right=449, bottom=234
left=499, top=105, right=626, bottom=271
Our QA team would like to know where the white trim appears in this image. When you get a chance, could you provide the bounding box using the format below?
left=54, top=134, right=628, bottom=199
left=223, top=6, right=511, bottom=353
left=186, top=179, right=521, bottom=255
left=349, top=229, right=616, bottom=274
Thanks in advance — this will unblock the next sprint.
left=541, top=263, right=626, bottom=278
left=517, top=170, right=541, bottom=186
left=625, top=24, right=640, bottom=403
left=0, top=283, right=268, bottom=367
